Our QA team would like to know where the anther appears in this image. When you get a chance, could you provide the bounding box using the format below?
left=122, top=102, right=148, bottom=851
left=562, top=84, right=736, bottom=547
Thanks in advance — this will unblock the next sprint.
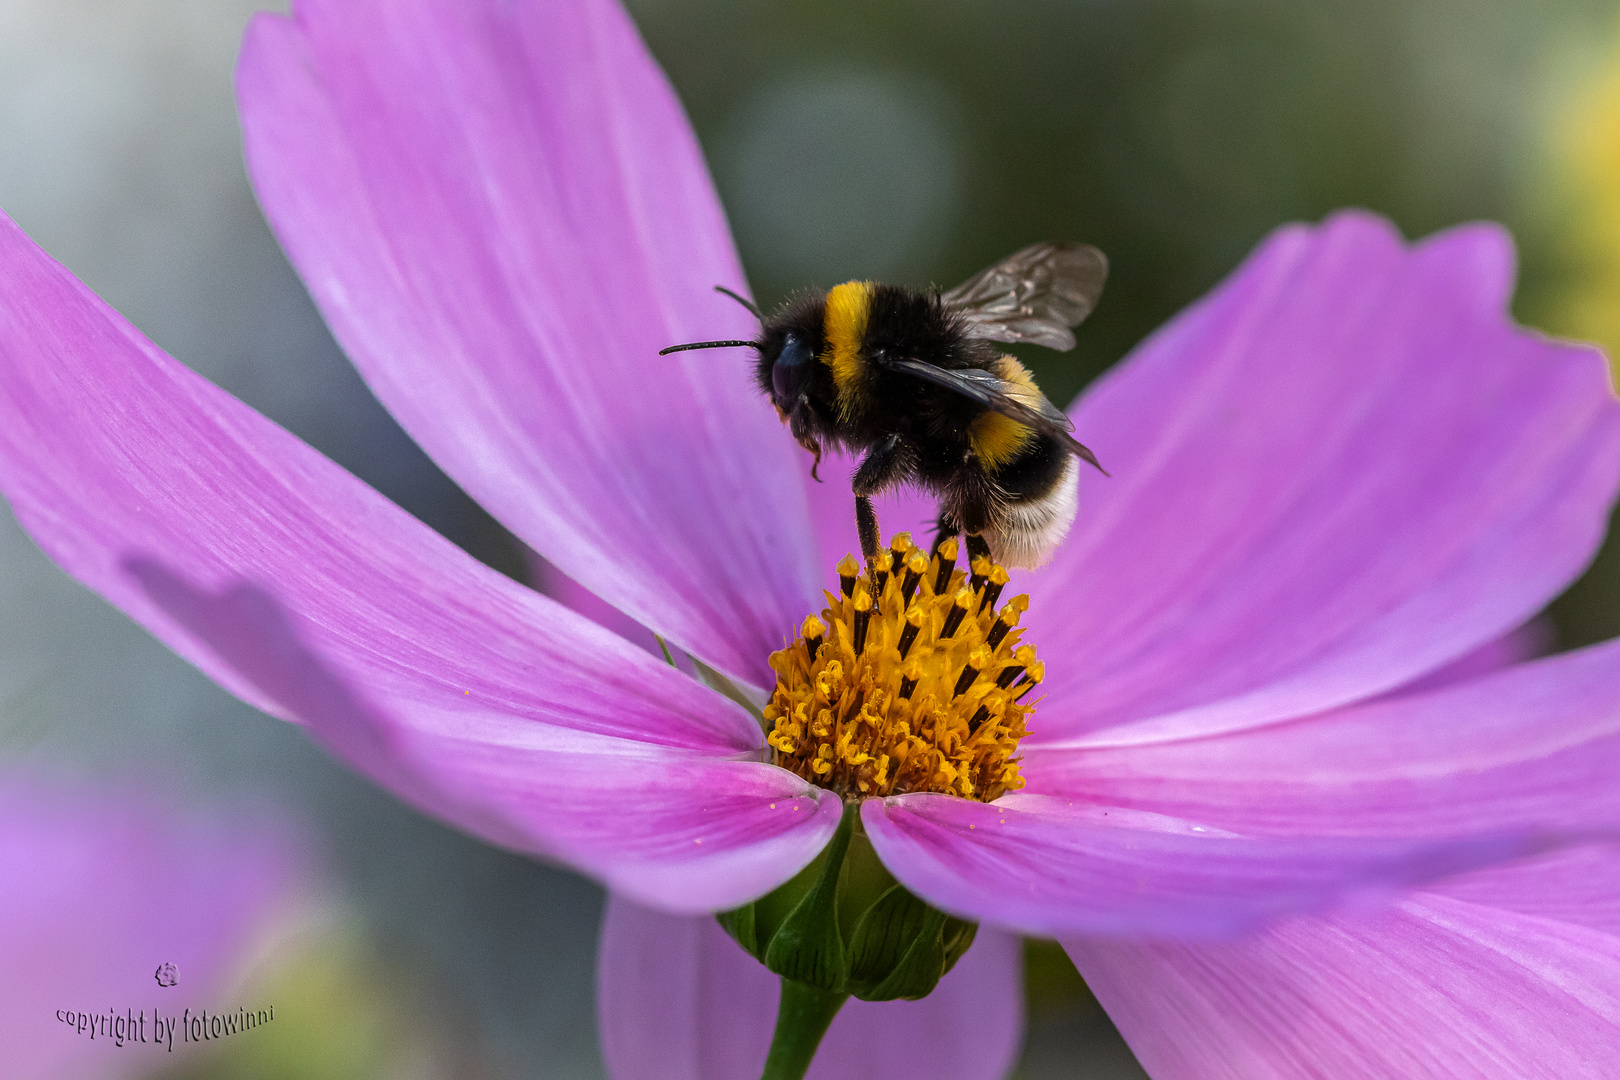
left=899, top=549, right=927, bottom=607
left=969, top=556, right=992, bottom=595
left=801, top=614, right=826, bottom=663
left=977, top=565, right=1010, bottom=614
left=837, top=554, right=861, bottom=598
left=987, top=598, right=1024, bottom=649
left=954, top=645, right=993, bottom=698
left=953, top=666, right=979, bottom=698
left=967, top=691, right=1008, bottom=734
left=889, top=533, right=914, bottom=576
left=768, top=533, right=1040, bottom=802
left=897, top=606, right=925, bottom=659
left=932, top=537, right=958, bottom=596
left=852, top=589, right=874, bottom=654
left=1013, top=659, right=1046, bottom=699
left=899, top=657, right=923, bottom=700
left=940, top=588, right=972, bottom=639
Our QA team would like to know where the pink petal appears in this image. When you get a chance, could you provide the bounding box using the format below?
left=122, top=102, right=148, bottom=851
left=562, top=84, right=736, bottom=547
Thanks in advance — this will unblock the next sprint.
left=862, top=793, right=1538, bottom=938
left=134, top=565, right=842, bottom=913
left=529, top=552, right=675, bottom=666
left=1374, top=617, right=1550, bottom=700
left=237, top=0, right=819, bottom=690
left=0, top=212, right=837, bottom=912
left=1, top=779, right=300, bottom=1080
left=597, top=894, right=1023, bottom=1080
left=1065, top=844, right=1620, bottom=1079
left=1029, top=212, right=1620, bottom=746
left=1024, top=636, right=1620, bottom=841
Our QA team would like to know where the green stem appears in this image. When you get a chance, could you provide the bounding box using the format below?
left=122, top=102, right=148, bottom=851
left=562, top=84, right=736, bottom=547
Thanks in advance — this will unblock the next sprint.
left=760, top=978, right=850, bottom=1080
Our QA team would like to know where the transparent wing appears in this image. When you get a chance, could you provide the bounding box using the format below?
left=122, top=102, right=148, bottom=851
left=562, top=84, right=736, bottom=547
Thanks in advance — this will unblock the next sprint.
left=888, top=358, right=1105, bottom=473
left=938, top=241, right=1108, bottom=352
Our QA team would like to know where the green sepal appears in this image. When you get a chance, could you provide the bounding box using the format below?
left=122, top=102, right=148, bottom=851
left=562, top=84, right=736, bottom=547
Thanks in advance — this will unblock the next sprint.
left=715, top=902, right=760, bottom=960
left=714, top=800, right=982, bottom=1007
left=940, top=916, right=978, bottom=977
left=846, top=884, right=952, bottom=1001
left=763, top=804, right=855, bottom=992
left=715, top=821, right=835, bottom=963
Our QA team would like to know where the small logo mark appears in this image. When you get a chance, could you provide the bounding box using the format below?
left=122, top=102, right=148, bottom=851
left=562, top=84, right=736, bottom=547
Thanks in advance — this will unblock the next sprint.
left=154, top=963, right=177, bottom=988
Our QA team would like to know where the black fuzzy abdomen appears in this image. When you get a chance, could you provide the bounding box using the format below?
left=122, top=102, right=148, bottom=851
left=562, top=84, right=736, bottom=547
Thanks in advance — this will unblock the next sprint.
left=990, top=433, right=1070, bottom=504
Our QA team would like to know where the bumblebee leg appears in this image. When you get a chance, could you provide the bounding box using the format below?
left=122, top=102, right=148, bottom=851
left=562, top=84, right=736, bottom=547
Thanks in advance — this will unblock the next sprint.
left=850, top=433, right=910, bottom=497
left=931, top=511, right=960, bottom=554
left=965, top=532, right=993, bottom=564
left=855, top=495, right=882, bottom=569
left=851, top=434, right=915, bottom=574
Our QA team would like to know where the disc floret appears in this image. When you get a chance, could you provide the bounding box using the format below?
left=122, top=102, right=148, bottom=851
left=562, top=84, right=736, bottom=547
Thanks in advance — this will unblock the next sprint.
left=764, top=534, right=1042, bottom=801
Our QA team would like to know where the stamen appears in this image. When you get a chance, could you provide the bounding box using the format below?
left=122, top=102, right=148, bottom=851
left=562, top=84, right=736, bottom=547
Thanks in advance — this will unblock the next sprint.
left=940, top=588, right=972, bottom=640
left=897, top=607, right=925, bottom=659
left=899, top=548, right=927, bottom=607
left=967, top=690, right=1007, bottom=734
left=802, top=614, right=826, bottom=663
left=987, top=614, right=1016, bottom=649
left=764, top=533, right=1043, bottom=801
left=889, top=533, right=914, bottom=576
left=988, top=596, right=1029, bottom=649
left=1013, top=658, right=1045, bottom=700
left=837, top=554, right=861, bottom=598
left=977, top=565, right=1010, bottom=614
left=851, top=589, right=873, bottom=654
left=969, top=556, right=992, bottom=595
left=899, top=657, right=922, bottom=700
left=932, top=537, right=958, bottom=596
left=953, top=645, right=992, bottom=698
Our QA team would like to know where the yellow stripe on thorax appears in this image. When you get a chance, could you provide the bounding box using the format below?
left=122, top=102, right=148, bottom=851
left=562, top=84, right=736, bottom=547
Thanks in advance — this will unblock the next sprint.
left=822, top=281, right=873, bottom=420
left=969, top=355, right=1039, bottom=468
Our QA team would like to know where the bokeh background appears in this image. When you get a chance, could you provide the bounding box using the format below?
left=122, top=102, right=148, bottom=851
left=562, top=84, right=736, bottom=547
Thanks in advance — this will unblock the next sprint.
left=7, top=1, right=1620, bottom=1076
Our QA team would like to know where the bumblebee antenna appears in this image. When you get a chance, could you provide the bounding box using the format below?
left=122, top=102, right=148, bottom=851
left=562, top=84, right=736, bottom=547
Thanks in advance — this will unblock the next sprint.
left=658, top=339, right=757, bottom=355
left=714, top=284, right=763, bottom=319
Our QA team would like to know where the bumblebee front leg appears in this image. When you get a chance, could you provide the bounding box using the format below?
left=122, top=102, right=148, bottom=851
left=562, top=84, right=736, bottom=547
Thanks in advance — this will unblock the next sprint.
left=851, top=434, right=913, bottom=573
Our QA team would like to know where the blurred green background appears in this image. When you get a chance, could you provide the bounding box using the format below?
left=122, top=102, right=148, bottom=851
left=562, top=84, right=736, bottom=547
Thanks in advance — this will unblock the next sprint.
left=8, top=1, right=1620, bottom=1077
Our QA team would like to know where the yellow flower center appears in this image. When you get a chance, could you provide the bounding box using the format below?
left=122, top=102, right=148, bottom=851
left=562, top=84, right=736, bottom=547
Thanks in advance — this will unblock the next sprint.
left=764, top=533, right=1042, bottom=802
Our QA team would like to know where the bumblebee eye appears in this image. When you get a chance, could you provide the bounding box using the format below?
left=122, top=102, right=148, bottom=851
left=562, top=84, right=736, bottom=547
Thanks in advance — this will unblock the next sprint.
left=772, top=332, right=814, bottom=403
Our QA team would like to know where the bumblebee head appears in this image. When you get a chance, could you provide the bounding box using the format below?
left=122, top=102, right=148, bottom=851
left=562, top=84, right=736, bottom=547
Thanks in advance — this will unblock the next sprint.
left=658, top=289, right=831, bottom=452
left=754, top=296, right=829, bottom=417
left=765, top=331, right=816, bottom=414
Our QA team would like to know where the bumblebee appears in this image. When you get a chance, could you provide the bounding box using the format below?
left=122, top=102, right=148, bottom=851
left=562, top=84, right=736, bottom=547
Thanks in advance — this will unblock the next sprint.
left=662, top=242, right=1107, bottom=570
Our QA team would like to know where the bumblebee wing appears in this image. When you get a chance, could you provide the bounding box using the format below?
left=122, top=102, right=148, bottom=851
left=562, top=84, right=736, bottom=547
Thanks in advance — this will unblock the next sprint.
left=938, top=241, right=1108, bottom=352
left=888, top=358, right=1105, bottom=473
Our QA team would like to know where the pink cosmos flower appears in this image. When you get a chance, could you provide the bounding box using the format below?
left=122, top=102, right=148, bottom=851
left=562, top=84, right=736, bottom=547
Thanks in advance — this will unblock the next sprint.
left=3, top=778, right=301, bottom=1080
left=2, top=0, right=1620, bottom=1075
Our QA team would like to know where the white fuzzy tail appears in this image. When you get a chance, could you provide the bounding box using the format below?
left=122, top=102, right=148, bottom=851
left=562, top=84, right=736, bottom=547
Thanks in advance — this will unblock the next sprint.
left=983, top=456, right=1080, bottom=569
